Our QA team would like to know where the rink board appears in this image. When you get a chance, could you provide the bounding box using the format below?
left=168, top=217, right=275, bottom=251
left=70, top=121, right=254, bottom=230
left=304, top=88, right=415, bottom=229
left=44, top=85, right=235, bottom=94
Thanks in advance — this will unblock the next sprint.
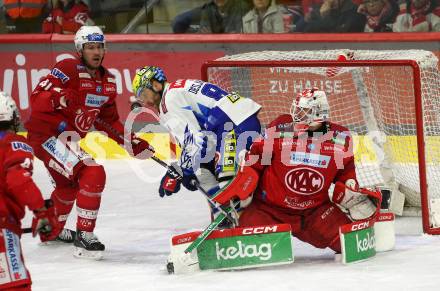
left=18, top=133, right=440, bottom=163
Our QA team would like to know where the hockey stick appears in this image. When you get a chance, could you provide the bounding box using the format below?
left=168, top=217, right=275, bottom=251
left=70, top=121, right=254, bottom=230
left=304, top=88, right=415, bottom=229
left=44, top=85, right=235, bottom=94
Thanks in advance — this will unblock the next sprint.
left=184, top=200, right=240, bottom=254
left=94, top=118, right=238, bottom=225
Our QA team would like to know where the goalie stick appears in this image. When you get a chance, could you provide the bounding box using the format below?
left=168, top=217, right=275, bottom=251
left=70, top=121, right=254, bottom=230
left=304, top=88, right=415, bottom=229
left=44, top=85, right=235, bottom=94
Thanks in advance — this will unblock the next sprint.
left=94, top=118, right=238, bottom=226
left=184, top=200, right=240, bottom=254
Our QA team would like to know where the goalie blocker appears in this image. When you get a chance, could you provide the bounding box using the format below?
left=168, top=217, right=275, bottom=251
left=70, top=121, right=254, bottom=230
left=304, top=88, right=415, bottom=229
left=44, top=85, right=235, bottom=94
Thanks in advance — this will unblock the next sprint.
left=167, top=224, right=294, bottom=274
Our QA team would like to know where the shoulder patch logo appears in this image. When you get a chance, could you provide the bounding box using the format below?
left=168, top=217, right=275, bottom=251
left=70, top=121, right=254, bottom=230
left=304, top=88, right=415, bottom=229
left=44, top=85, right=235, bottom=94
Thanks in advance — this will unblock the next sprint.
left=50, top=68, right=70, bottom=84
left=11, top=141, right=33, bottom=153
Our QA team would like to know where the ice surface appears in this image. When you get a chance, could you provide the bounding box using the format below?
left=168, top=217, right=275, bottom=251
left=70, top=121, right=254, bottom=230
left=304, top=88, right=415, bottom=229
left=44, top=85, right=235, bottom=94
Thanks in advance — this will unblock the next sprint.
left=20, top=160, right=440, bottom=291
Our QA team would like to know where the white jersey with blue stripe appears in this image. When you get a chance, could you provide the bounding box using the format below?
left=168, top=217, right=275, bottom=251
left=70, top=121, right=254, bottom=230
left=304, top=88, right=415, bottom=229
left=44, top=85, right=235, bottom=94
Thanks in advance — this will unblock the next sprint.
left=159, top=79, right=261, bottom=148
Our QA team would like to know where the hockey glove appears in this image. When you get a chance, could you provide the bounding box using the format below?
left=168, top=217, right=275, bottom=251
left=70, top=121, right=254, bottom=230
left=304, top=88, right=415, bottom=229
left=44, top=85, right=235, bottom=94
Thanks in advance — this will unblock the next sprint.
left=331, top=180, right=381, bottom=220
left=32, top=201, right=62, bottom=242
left=159, top=166, right=182, bottom=197
left=130, top=137, right=154, bottom=159
left=52, top=88, right=82, bottom=109
left=181, top=172, right=198, bottom=192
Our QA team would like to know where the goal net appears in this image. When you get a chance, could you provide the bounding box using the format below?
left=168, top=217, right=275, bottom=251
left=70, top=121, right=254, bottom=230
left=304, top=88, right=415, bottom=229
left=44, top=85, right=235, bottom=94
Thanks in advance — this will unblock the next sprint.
left=202, top=50, right=440, bottom=235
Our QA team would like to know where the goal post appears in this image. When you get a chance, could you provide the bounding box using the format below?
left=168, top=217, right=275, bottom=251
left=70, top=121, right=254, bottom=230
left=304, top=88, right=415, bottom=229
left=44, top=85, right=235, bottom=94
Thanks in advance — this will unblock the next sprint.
left=201, top=50, right=440, bottom=235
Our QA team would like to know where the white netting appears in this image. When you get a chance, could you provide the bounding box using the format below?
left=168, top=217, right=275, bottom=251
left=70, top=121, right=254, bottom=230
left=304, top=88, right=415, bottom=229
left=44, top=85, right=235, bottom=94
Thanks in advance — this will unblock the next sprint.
left=205, top=50, right=440, bottom=229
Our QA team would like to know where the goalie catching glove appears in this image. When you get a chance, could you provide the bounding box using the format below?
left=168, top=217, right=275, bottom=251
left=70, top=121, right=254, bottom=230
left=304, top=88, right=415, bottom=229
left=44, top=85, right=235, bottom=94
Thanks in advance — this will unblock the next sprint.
left=330, top=179, right=381, bottom=221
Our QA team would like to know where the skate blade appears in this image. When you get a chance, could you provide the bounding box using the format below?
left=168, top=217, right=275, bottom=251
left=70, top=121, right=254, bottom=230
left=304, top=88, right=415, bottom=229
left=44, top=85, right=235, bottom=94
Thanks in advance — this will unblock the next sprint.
left=73, top=247, right=104, bottom=260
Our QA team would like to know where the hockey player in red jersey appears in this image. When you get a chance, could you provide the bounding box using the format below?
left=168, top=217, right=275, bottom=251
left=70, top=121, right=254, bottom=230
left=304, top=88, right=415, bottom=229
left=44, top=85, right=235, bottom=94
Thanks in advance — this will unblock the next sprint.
left=213, top=88, right=380, bottom=253
left=0, top=92, right=62, bottom=290
left=25, top=26, right=153, bottom=260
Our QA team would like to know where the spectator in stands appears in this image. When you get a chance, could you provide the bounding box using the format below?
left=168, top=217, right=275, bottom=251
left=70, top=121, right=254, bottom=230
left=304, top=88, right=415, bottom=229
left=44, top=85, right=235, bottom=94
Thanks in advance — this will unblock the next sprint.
left=172, top=0, right=250, bottom=33
left=3, top=0, right=48, bottom=32
left=296, top=0, right=366, bottom=32
left=172, top=6, right=203, bottom=33
left=393, top=0, right=440, bottom=31
left=242, top=0, right=289, bottom=33
left=358, top=0, right=399, bottom=32
left=42, top=0, right=93, bottom=34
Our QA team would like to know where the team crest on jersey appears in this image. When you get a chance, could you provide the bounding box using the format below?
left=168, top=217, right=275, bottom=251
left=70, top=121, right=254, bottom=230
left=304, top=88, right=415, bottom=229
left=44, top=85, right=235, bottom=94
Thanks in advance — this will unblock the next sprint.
left=284, top=167, right=324, bottom=195
left=75, top=109, right=100, bottom=133
left=96, top=85, right=102, bottom=93
left=85, top=93, right=108, bottom=107
left=11, top=142, right=33, bottom=153
left=50, top=68, right=69, bottom=83
left=290, top=152, right=330, bottom=168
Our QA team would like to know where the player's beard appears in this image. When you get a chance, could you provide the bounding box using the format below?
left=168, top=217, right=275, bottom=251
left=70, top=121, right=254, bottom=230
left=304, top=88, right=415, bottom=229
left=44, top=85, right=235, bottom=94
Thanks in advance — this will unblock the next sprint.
left=82, top=54, right=104, bottom=71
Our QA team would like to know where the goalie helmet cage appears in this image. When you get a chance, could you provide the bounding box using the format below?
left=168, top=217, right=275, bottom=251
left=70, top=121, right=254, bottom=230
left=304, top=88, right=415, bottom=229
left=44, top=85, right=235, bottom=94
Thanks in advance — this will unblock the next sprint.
left=201, top=50, right=440, bottom=235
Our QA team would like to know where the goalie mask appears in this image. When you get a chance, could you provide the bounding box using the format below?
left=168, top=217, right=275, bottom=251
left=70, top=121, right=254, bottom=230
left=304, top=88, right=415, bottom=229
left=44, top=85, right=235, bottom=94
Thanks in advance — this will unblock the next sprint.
left=132, top=66, right=167, bottom=106
left=0, top=91, right=20, bottom=132
left=290, top=88, right=330, bottom=131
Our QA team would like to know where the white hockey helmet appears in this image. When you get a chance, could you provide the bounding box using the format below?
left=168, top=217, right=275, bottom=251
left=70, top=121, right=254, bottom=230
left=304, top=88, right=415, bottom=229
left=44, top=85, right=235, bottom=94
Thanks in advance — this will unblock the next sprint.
left=74, top=26, right=105, bottom=52
left=0, top=91, right=20, bottom=129
left=290, top=88, right=330, bottom=130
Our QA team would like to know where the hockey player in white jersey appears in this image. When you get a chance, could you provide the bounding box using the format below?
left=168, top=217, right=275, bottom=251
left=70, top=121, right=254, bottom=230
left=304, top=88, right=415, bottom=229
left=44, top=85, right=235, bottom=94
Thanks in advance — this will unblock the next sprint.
left=131, top=66, right=261, bottom=210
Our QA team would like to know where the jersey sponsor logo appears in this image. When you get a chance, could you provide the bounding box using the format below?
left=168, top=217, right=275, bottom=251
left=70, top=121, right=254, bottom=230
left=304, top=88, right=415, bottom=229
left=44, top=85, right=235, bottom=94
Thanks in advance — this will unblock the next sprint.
left=188, top=80, right=203, bottom=94
left=322, top=143, right=346, bottom=153
left=11, top=141, right=33, bottom=153
left=169, top=79, right=186, bottom=89
left=104, top=84, right=116, bottom=94
left=75, top=108, right=100, bottom=133
left=3, top=229, right=28, bottom=282
left=290, top=152, right=330, bottom=168
left=50, top=68, right=70, bottom=84
left=0, top=252, right=11, bottom=284
left=226, top=93, right=241, bottom=103
left=284, top=196, right=316, bottom=209
left=85, top=93, right=109, bottom=108
left=79, top=72, right=91, bottom=79
left=80, top=80, right=95, bottom=90
left=284, top=167, right=324, bottom=195
left=48, top=159, right=70, bottom=179
left=42, top=136, right=80, bottom=172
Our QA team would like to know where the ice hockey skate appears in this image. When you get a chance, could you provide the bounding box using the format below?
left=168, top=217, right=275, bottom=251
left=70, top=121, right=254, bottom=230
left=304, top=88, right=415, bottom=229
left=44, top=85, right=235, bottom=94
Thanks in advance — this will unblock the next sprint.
left=73, top=231, right=105, bottom=260
left=48, top=228, right=76, bottom=244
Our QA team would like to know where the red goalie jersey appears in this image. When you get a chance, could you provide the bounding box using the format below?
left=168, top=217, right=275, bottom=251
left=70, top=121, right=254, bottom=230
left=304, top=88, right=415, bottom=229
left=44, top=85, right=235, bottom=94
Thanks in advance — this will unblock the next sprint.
left=247, top=114, right=357, bottom=210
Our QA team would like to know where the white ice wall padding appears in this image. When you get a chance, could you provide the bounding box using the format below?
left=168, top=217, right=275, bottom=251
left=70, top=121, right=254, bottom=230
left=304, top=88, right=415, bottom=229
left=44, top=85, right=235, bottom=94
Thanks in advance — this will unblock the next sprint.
left=206, top=50, right=440, bottom=221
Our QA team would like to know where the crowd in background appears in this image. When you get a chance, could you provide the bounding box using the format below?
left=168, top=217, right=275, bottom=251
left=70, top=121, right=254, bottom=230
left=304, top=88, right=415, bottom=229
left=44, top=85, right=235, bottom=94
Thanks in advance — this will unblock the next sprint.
left=0, top=0, right=439, bottom=33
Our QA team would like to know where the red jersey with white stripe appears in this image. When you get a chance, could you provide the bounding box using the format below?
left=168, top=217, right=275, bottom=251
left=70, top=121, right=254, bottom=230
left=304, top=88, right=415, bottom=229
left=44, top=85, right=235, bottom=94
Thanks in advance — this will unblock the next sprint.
left=247, top=114, right=357, bottom=210
left=25, top=58, right=120, bottom=138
